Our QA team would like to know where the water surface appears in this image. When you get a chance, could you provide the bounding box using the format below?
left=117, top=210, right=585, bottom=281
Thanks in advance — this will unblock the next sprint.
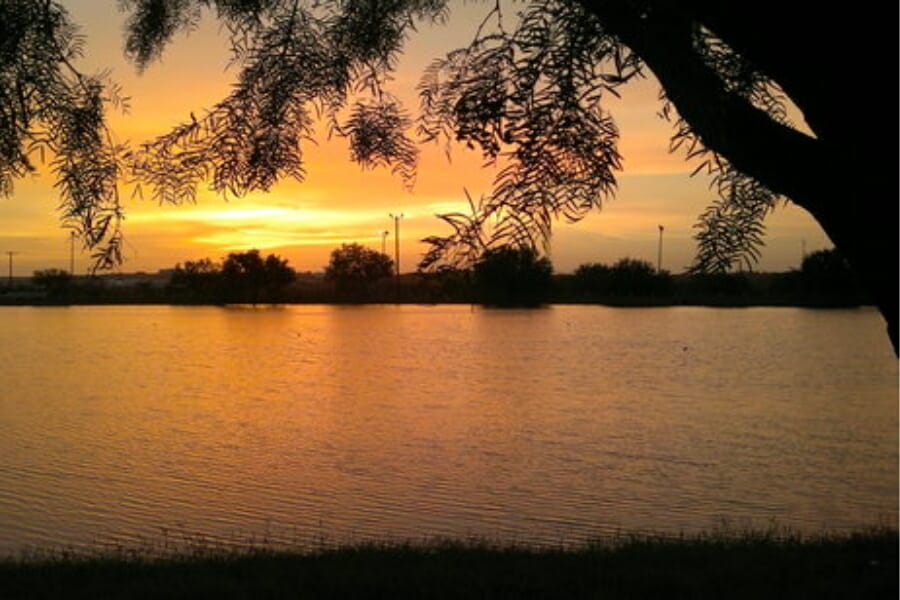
left=0, top=305, right=895, bottom=554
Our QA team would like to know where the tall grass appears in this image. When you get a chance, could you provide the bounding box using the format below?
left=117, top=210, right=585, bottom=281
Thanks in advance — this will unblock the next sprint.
left=0, top=527, right=895, bottom=599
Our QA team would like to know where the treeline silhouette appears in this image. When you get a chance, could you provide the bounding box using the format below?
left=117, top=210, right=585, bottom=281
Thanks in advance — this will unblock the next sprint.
left=10, top=247, right=866, bottom=307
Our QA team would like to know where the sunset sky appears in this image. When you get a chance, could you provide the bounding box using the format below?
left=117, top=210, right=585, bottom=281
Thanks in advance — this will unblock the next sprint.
left=1, top=2, right=833, bottom=276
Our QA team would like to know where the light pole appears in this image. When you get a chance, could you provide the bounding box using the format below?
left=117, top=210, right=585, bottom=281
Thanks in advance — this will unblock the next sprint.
left=657, top=225, right=664, bottom=273
left=379, top=229, right=389, bottom=255
left=389, top=213, right=404, bottom=276
left=70, top=230, right=76, bottom=275
left=5, top=251, right=18, bottom=287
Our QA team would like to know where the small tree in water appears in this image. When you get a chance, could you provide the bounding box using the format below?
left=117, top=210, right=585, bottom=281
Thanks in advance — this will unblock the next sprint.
left=169, top=258, right=221, bottom=301
left=473, top=246, right=553, bottom=306
left=800, top=248, right=860, bottom=297
left=32, top=268, right=73, bottom=300
left=608, top=258, right=672, bottom=297
left=222, top=250, right=296, bottom=304
left=324, top=243, right=394, bottom=299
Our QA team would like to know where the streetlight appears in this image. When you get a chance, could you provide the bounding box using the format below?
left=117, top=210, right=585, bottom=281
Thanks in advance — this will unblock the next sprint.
left=389, top=213, right=404, bottom=276
left=5, top=251, right=18, bottom=287
left=378, top=229, right=389, bottom=255
left=657, top=225, right=664, bottom=273
left=69, top=230, right=76, bottom=276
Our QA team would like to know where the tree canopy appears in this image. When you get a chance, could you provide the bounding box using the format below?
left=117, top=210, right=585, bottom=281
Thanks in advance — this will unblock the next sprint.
left=473, top=245, right=552, bottom=305
left=0, top=1, right=895, bottom=348
left=324, top=242, right=394, bottom=296
left=221, top=249, right=296, bottom=303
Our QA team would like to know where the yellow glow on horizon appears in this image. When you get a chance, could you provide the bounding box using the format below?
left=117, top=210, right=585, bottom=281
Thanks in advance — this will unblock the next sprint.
left=127, top=205, right=380, bottom=226
left=193, top=230, right=373, bottom=250
left=126, top=198, right=444, bottom=254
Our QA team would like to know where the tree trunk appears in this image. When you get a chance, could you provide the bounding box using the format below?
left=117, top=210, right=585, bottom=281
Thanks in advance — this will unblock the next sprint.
left=805, top=183, right=898, bottom=355
left=578, top=0, right=899, bottom=353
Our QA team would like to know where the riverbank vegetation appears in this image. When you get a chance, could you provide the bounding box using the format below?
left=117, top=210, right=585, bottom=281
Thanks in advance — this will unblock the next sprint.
left=1, top=528, right=895, bottom=599
left=5, top=248, right=865, bottom=308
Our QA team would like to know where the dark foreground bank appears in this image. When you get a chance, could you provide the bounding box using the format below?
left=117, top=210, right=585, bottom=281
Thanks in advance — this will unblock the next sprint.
left=1, top=529, right=896, bottom=599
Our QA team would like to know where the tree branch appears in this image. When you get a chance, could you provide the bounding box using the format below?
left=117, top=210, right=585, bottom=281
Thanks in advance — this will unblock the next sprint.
left=576, top=1, right=830, bottom=213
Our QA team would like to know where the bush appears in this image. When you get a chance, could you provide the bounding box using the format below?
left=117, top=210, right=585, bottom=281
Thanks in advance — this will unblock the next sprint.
left=473, top=246, right=553, bottom=306
left=324, top=243, right=394, bottom=298
left=573, top=263, right=612, bottom=295
left=32, top=268, right=73, bottom=299
left=608, top=258, right=671, bottom=296
left=800, top=248, right=859, bottom=295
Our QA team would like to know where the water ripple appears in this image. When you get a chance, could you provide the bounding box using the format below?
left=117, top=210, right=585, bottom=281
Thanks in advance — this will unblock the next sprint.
left=0, top=305, right=896, bottom=555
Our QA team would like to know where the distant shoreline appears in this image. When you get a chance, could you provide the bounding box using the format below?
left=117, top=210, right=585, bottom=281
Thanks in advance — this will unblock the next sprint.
left=6, top=266, right=868, bottom=308
left=0, top=298, right=870, bottom=309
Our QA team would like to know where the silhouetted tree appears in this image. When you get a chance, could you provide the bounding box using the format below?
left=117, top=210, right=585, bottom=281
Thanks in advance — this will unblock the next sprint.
left=800, top=248, right=859, bottom=297
left=32, top=268, right=73, bottom=299
left=222, top=250, right=296, bottom=304
left=608, top=258, right=672, bottom=297
left=0, top=2, right=128, bottom=269
left=324, top=243, right=394, bottom=298
left=2, top=2, right=895, bottom=348
left=574, top=263, right=612, bottom=296
left=169, top=258, right=221, bottom=300
left=429, top=266, right=473, bottom=303
left=473, top=246, right=552, bottom=306
left=802, top=248, right=850, bottom=277
left=263, top=254, right=296, bottom=298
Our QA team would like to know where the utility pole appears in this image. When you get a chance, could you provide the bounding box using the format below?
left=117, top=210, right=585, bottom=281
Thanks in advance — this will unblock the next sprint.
left=389, top=213, right=404, bottom=276
left=657, top=225, right=664, bottom=273
left=69, top=231, right=76, bottom=275
left=5, top=251, right=18, bottom=287
left=379, top=229, right=389, bottom=255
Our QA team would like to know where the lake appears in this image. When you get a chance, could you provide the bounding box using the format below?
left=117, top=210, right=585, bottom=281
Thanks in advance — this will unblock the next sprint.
left=0, top=305, right=895, bottom=555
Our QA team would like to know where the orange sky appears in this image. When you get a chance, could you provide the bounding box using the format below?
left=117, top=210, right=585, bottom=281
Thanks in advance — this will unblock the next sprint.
left=0, top=2, right=832, bottom=276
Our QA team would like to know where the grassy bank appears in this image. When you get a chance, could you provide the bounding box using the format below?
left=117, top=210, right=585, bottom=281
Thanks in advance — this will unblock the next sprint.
left=1, top=529, right=896, bottom=599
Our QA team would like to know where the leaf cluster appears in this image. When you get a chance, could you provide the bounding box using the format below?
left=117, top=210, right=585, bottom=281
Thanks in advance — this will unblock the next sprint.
left=660, top=26, right=791, bottom=273
left=419, top=3, right=793, bottom=273
left=324, top=242, right=394, bottom=294
left=170, top=249, right=296, bottom=301
left=0, top=0, right=129, bottom=270
left=2, top=1, right=803, bottom=277
left=472, top=244, right=553, bottom=305
left=418, top=0, right=641, bottom=270
left=127, top=0, right=448, bottom=205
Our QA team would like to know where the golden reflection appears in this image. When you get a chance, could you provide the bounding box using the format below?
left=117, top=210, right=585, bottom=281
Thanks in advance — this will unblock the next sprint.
left=0, top=305, right=894, bottom=552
